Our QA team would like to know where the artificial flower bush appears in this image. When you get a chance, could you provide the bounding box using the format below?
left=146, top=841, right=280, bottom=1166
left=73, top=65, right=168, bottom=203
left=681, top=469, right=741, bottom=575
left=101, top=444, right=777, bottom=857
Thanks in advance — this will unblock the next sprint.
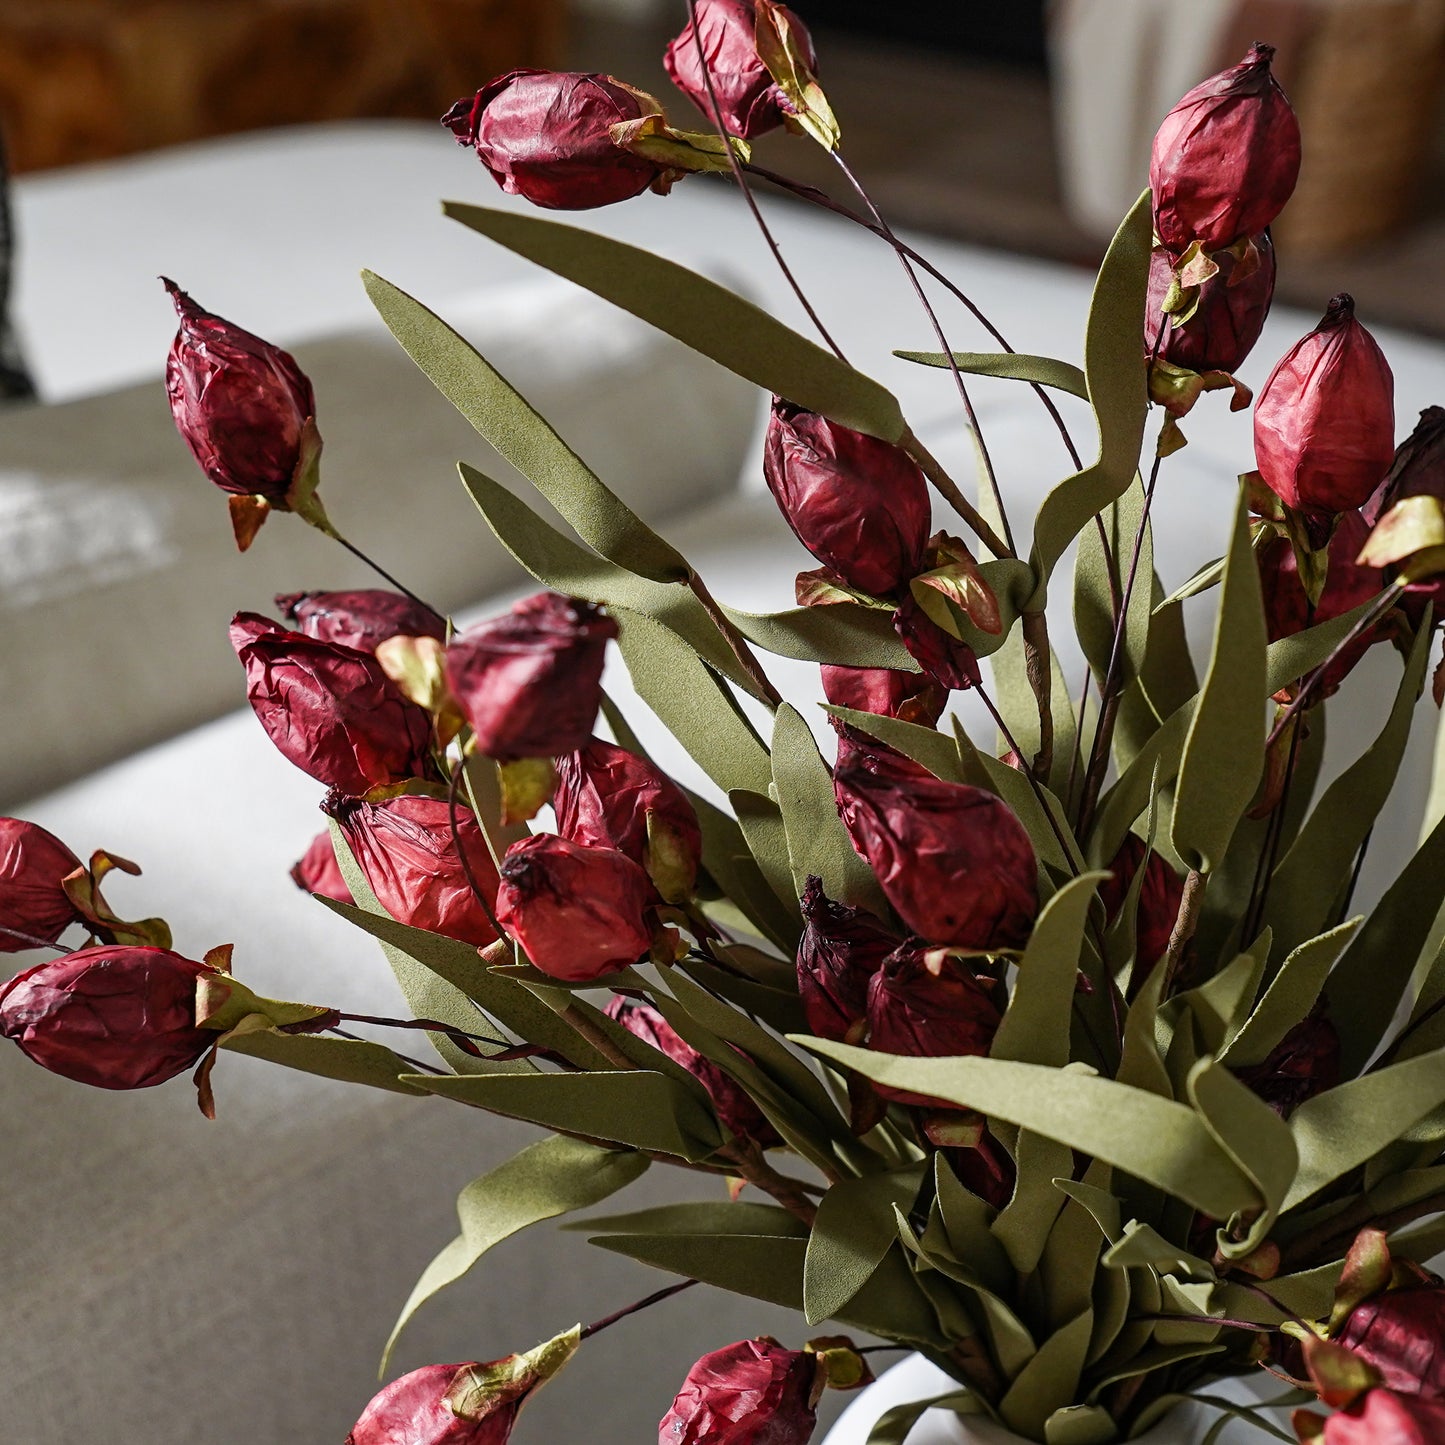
left=8, top=5, right=1445, bottom=1441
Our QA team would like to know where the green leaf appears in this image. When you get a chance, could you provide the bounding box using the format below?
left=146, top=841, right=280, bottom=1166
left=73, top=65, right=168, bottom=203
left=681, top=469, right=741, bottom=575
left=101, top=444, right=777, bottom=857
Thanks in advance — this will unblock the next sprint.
left=1171, top=491, right=1267, bottom=873
left=730, top=787, right=802, bottom=922
left=933, top=1153, right=1012, bottom=1295
left=1263, top=619, right=1432, bottom=960
left=797, top=1042, right=1261, bottom=1218
left=380, top=1135, right=646, bottom=1371
left=894, top=350, right=1087, bottom=399
left=1028, top=192, right=1152, bottom=607
left=1168, top=934, right=1270, bottom=1057
left=864, top=1394, right=978, bottom=1445
left=991, top=873, right=1108, bottom=1068
left=772, top=703, right=887, bottom=913
left=362, top=270, right=688, bottom=582
left=406, top=1069, right=725, bottom=1161
left=1284, top=1050, right=1445, bottom=1210
left=803, top=1164, right=926, bottom=1324
left=444, top=202, right=905, bottom=441
left=1073, top=478, right=1153, bottom=695
left=992, top=1130, right=1076, bottom=1275
left=999, top=1308, right=1094, bottom=1439
left=824, top=704, right=966, bottom=783
left=578, top=1199, right=805, bottom=1236
left=219, top=1027, right=429, bottom=1095
left=723, top=602, right=915, bottom=670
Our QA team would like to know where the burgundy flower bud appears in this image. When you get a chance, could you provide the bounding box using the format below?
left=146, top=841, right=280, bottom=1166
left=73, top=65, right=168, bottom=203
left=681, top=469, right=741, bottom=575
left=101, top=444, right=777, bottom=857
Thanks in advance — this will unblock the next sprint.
left=1335, top=1286, right=1445, bottom=1400
left=443, top=593, right=619, bottom=761
left=1145, top=232, right=1276, bottom=375
left=444, top=70, right=670, bottom=210
left=659, top=1338, right=819, bottom=1445
left=1255, top=296, right=1396, bottom=518
left=866, top=945, right=1003, bottom=1106
left=1150, top=43, right=1301, bottom=255
left=606, top=996, right=781, bottom=1146
left=290, top=829, right=353, bottom=905
left=230, top=613, right=434, bottom=794
left=1097, top=834, right=1184, bottom=997
left=1257, top=512, right=1387, bottom=697
left=1367, top=406, right=1445, bottom=525
left=835, top=763, right=1038, bottom=950
left=1234, top=1012, right=1341, bottom=1118
left=276, top=589, right=446, bottom=654
left=832, top=724, right=936, bottom=840
left=495, top=834, right=652, bottom=981
left=324, top=793, right=500, bottom=948
left=663, top=0, right=816, bottom=139
left=554, top=739, right=702, bottom=902
left=163, top=278, right=316, bottom=503
left=347, top=1362, right=518, bottom=1445
left=0, top=817, right=82, bottom=952
left=820, top=664, right=947, bottom=728
left=0, top=945, right=214, bottom=1089
left=796, top=876, right=899, bottom=1043
left=1303, top=1389, right=1445, bottom=1443
left=892, top=593, right=981, bottom=691
left=764, top=399, right=930, bottom=600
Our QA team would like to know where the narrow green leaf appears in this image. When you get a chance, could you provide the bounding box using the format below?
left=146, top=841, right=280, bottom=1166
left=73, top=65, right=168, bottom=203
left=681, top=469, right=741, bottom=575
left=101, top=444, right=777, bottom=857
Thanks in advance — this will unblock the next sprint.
left=1168, top=935, right=1270, bottom=1058
left=1172, top=492, right=1267, bottom=873
left=362, top=270, right=688, bottom=581
left=894, top=350, right=1087, bottom=399
left=992, top=1130, right=1076, bottom=1275
left=380, top=1136, right=646, bottom=1371
left=864, top=1393, right=978, bottom=1445
left=724, top=602, right=915, bottom=670
left=444, top=202, right=905, bottom=441
left=824, top=704, right=966, bottom=783
left=730, top=787, right=802, bottom=923
left=220, top=1028, right=429, bottom=1095
left=999, top=1308, right=1094, bottom=1438
left=1074, top=478, right=1153, bottom=694
left=577, top=1199, right=805, bottom=1237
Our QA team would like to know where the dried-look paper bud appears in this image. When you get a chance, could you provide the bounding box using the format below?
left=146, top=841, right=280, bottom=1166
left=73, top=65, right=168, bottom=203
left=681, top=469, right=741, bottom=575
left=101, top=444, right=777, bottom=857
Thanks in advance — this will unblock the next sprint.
left=0, top=817, right=82, bottom=952
left=659, top=1337, right=819, bottom=1445
left=1098, top=834, right=1185, bottom=995
left=820, top=665, right=947, bottom=728
left=1234, top=1012, right=1341, bottom=1118
left=795, top=876, right=898, bottom=1044
left=290, top=829, right=353, bottom=905
left=1146, top=232, right=1275, bottom=376
left=276, top=589, right=446, bottom=654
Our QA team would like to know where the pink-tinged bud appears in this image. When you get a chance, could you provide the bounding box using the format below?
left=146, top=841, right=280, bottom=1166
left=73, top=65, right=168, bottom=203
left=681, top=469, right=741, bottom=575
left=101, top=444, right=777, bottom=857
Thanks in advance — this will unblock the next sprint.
left=764, top=399, right=930, bottom=600
left=230, top=613, right=434, bottom=794
left=0, top=817, right=83, bottom=952
left=444, top=70, right=671, bottom=210
left=606, top=996, right=781, bottom=1146
left=290, top=830, right=354, bottom=905
left=554, top=739, right=702, bottom=903
left=866, top=946, right=1003, bottom=1106
left=164, top=278, right=317, bottom=504
left=324, top=794, right=500, bottom=948
left=832, top=724, right=936, bottom=840
left=1257, top=513, right=1387, bottom=698
left=891, top=593, right=981, bottom=691
left=1145, top=233, right=1276, bottom=375
left=1367, top=406, right=1445, bottom=524
left=1254, top=296, right=1396, bottom=518
left=347, top=1363, right=517, bottom=1445
left=496, top=834, right=652, bottom=981
left=0, top=945, right=215, bottom=1089
left=663, top=0, right=815, bottom=139
left=835, top=764, right=1038, bottom=950
left=795, top=877, right=899, bottom=1043
left=1335, top=1286, right=1445, bottom=1400
left=1150, top=43, right=1301, bottom=255
left=1234, top=1012, right=1341, bottom=1118
left=820, top=665, right=947, bottom=728
left=1097, top=835, right=1184, bottom=997
left=659, top=1338, right=819, bottom=1445
left=276, top=589, right=446, bottom=654
left=443, top=593, right=619, bottom=761
left=1299, top=1389, right=1445, bottom=1443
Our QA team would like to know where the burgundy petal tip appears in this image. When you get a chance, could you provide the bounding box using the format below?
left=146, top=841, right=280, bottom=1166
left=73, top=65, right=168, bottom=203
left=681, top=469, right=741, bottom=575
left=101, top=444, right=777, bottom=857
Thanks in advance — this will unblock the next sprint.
left=1322, top=293, right=1357, bottom=326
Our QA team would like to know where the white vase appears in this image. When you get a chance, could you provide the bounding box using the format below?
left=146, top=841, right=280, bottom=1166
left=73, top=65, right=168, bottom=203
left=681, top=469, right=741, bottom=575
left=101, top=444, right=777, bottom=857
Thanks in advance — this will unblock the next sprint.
left=824, top=1355, right=1286, bottom=1445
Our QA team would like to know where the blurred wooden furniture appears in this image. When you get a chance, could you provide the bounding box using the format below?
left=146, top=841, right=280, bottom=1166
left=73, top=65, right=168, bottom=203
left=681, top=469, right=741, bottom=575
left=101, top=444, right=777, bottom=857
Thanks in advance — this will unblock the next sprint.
left=0, top=0, right=565, bottom=172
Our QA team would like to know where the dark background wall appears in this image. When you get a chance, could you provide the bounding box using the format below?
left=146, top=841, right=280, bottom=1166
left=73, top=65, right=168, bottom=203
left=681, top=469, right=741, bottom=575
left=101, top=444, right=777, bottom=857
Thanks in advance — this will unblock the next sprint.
left=792, top=0, right=1047, bottom=66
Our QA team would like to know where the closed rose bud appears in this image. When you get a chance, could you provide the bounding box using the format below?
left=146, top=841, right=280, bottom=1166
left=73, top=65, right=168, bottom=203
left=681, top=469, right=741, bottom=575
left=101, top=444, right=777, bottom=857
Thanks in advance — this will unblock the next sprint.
left=1234, top=1012, right=1340, bottom=1118
left=835, top=764, right=1038, bottom=950
left=1097, top=834, right=1184, bottom=997
left=1150, top=43, right=1301, bottom=255
left=0, top=817, right=82, bottom=952
left=832, top=724, right=936, bottom=841
left=554, top=739, right=702, bottom=902
left=444, top=70, right=671, bottom=210
left=659, top=1338, right=819, bottom=1445
left=606, top=996, right=781, bottom=1146
left=764, top=399, right=930, bottom=600
left=230, top=613, right=434, bottom=794
left=1367, top=406, right=1445, bottom=525
left=1299, top=1389, right=1445, bottom=1443
left=290, top=829, right=353, bottom=905
left=795, top=876, right=899, bottom=1043
left=892, top=593, right=981, bottom=691
left=1145, top=232, right=1276, bottom=375
left=0, top=945, right=215, bottom=1089
left=866, top=945, right=1003, bottom=1106
left=1255, top=296, right=1396, bottom=518
left=347, top=1363, right=517, bottom=1445
left=276, top=589, right=446, bottom=654
left=443, top=593, right=619, bottom=761
left=820, top=664, right=947, bottom=728
left=164, top=279, right=316, bottom=503
left=496, top=834, right=652, bottom=981
left=324, top=793, right=500, bottom=948
left=1334, top=1286, right=1445, bottom=1400
left=664, top=0, right=815, bottom=139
